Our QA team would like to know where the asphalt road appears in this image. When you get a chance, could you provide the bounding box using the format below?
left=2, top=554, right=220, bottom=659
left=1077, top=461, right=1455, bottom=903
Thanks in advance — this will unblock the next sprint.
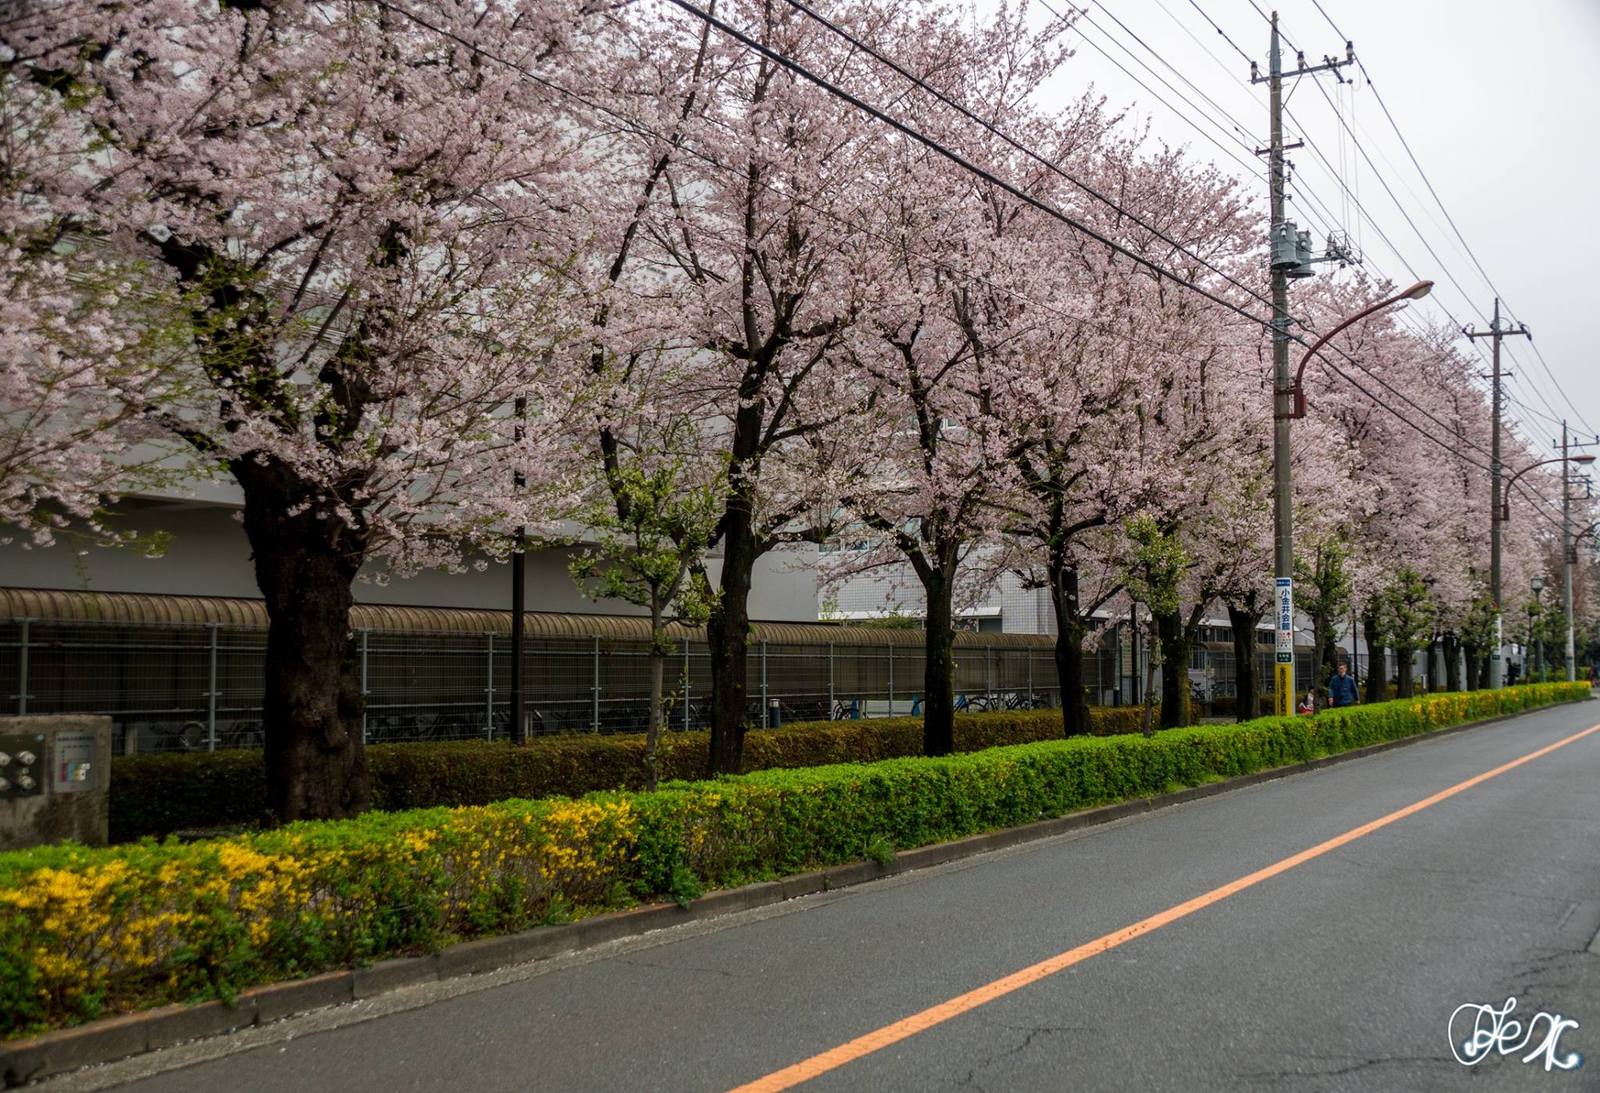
left=54, top=700, right=1600, bottom=1092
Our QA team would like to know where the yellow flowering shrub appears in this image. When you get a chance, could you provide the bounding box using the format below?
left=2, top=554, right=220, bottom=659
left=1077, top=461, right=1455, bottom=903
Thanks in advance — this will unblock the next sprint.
left=1, top=682, right=1587, bottom=1037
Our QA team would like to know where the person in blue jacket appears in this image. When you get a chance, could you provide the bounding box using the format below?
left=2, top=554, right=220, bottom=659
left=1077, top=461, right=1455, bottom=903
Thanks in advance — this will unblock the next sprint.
left=1328, top=662, right=1359, bottom=707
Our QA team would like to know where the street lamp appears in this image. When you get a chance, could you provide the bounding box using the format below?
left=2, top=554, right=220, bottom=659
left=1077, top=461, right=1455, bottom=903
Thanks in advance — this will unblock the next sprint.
left=1504, top=452, right=1595, bottom=686
left=1575, top=519, right=1600, bottom=556
left=1272, top=280, right=1433, bottom=716
left=1530, top=575, right=1546, bottom=680
left=1501, top=454, right=1595, bottom=519
left=1284, top=281, right=1434, bottom=420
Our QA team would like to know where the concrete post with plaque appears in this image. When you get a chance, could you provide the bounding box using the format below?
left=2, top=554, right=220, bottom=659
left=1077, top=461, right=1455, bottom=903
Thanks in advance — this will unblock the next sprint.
left=1275, top=578, right=1295, bottom=717
left=0, top=715, right=112, bottom=851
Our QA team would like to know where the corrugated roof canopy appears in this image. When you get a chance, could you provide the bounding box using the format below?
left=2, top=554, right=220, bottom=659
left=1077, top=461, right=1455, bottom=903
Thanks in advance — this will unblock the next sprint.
left=1, top=588, right=1055, bottom=649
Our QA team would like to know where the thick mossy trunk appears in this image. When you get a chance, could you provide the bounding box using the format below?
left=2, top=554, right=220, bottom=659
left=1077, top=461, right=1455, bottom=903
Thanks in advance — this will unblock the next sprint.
left=706, top=506, right=755, bottom=775
left=1444, top=632, right=1463, bottom=692
left=1227, top=603, right=1260, bottom=722
left=922, top=572, right=957, bottom=757
left=1463, top=640, right=1482, bottom=691
left=238, top=463, right=370, bottom=822
left=1363, top=612, right=1388, bottom=704
left=1155, top=608, right=1191, bottom=730
left=1049, top=564, right=1090, bottom=737
left=1397, top=646, right=1416, bottom=698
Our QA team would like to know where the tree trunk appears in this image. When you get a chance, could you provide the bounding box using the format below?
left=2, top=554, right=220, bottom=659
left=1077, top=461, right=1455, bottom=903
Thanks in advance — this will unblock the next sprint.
left=1311, top=604, right=1335, bottom=712
left=1141, top=629, right=1159, bottom=737
left=1363, top=612, right=1388, bottom=704
left=1049, top=563, right=1090, bottom=736
left=706, top=505, right=756, bottom=775
left=1397, top=646, right=1415, bottom=698
left=646, top=605, right=666, bottom=793
left=1444, top=633, right=1462, bottom=692
left=239, top=465, right=370, bottom=822
left=1155, top=607, right=1190, bottom=730
left=921, top=569, right=957, bottom=757
left=1463, top=640, right=1481, bottom=691
left=1227, top=602, right=1260, bottom=723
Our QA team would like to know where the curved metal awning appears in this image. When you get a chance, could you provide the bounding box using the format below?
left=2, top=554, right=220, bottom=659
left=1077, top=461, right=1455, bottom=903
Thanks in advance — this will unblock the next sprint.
left=0, top=587, right=1056, bottom=649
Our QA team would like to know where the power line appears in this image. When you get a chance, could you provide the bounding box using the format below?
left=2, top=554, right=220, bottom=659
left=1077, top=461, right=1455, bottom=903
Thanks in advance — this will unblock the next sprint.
left=1313, top=353, right=1567, bottom=535
left=1501, top=343, right=1575, bottom=431
left=1517, top=340, right=1597, bottom=439
left=775, top=0, right=1274, bottom=311
left=1045, top=2, right=1267, bottom=179
left=320, top=0, right=1578, bottom=532
left=673, top=0, right=1561, bottom=522
left=1037, top=1, right=1562, bottom=509
left=1256, top=7, right=1593, bottom=438
left=658, top=0, right=1277, bottom=331
left=1081, top=1, right=1517, bottom=463
left=367, top=0, right=1240, bottom=368
left=1292, top=70, right=1588, bottom=444
left=1308, top=0, right=1591, bottom=434
left=1086, top=3, right=1258, bottom=149
left=838, top=0, right=1541, bottom=489
left=1186, top=0, right=1254, bottom=63
left=1074, top=0, right=1568, bottom=485
left=1307, top=0, right=1346, bottom=40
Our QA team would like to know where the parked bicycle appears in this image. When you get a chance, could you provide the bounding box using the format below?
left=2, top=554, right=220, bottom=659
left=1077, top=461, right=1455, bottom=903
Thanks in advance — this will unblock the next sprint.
left=1003, top=691, right=1049, bottom=710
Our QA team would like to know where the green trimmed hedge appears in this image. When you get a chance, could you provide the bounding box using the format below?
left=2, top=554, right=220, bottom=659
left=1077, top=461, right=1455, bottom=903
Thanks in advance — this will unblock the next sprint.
left=3, top=683, right=1587, bottom=1036
left=109, top=705, right=1155, bottom=841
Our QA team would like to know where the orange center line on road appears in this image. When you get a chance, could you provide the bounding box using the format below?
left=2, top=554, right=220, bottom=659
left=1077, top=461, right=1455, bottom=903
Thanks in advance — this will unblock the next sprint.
left=729, top=720, right=1600, bottom=1093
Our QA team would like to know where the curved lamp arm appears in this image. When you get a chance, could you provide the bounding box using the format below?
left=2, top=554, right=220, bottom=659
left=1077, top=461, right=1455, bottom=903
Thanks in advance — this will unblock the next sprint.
left=1573, top=520, right=1600, bottom=563
left=1502, top=454, right=1597, bottom=520
left=1284, top=280, right=1434, bottom=420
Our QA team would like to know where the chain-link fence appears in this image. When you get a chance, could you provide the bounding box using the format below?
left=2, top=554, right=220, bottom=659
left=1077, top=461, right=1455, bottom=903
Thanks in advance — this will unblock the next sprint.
left=2, top=615, right=1130, bottom=754
left=1188, top=641, right=1396, bottom=715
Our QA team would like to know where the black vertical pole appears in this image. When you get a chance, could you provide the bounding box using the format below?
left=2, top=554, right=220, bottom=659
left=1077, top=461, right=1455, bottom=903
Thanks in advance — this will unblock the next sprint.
left=510, top=395, right=527, bottom=745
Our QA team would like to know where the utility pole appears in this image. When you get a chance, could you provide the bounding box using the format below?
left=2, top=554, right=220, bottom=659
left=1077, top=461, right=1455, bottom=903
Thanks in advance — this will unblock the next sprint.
left=1557, top=422, right=1600, bottom=682
left=1253, top=11, right=1352, bottom=716
left=1562, top=421, right=1572, bottom=682
left=1464, top=298, right=1530, bottom=688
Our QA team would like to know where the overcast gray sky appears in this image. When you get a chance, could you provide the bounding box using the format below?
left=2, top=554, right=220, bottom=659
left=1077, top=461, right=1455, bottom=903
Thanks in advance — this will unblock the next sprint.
left=1009, top=0, right=1599, bottom=456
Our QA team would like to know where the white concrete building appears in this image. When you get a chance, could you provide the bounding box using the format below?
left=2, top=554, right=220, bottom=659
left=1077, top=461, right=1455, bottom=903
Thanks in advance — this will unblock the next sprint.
left=2, top=482, right=820, bottom=621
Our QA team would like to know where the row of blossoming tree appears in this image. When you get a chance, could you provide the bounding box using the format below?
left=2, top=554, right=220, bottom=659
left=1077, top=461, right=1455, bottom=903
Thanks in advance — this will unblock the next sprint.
left=3, top=0, right=1588, bottom=819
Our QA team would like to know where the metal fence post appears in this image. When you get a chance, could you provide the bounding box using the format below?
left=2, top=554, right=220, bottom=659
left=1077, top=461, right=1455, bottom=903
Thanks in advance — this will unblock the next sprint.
left=760, top=640, right=769, bottom=727
left=827, top=641, right=835, bottom=713
left=985, top=644, right=993, bottom=701
left=1027, top=645, right=1034, bottom=701
left=682, top=642, right=691, bottom=732
left=360, top=628, right=370, bottom=744
left=485, top=632, right=495, bottom=740
left=206, top=623, right=219, bottom=752
left=591, top=636, right=601, bottom=731
left=14, top=618, right=29, bottom=715
left=886, top=641, right=894, bottom=717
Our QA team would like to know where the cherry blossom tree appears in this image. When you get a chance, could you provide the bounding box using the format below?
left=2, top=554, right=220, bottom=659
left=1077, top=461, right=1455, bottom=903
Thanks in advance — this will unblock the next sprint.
left=576, top=0, right=935, bottom=772
left=7, top=0, right=598, bottom=818
left=824, top=13, right=1089, bottom=755
left=0, top=64, right=177, bottom=545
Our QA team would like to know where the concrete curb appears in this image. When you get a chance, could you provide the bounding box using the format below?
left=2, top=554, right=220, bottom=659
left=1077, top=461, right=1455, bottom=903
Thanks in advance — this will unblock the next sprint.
left=3, top=696, right=1590, bottom=1086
